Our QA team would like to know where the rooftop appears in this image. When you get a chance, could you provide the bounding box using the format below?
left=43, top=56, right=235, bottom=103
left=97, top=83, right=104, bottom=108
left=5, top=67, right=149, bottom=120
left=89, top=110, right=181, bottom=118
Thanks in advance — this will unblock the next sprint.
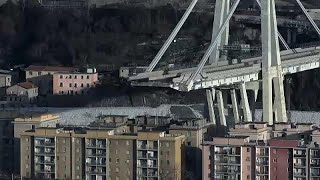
left=14, top=113, right=59, bottom=123
left=25, top=65, right=77, bottom=72
left=16, top=82, right=37, bottom=89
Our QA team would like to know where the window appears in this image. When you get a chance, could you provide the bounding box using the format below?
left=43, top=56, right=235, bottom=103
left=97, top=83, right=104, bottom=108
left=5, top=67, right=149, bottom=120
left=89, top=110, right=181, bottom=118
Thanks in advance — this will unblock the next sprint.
left=115, top=168, right=119, bottom=172
left=166, top=143, right=169, bottom=147
left=115, top=150, right=118, bottom=154
left=61, top=91, right=64, bottom=94
left=69, top=83, right=72, bottom=87
left=116, top=158, right=120, bottom=163
left=60, top=82, right=63, bottom=87
left=126, top=151, right=130, bottom=155
left=87, top=83, right=90, bottom=88
left=246, top=157, right=250, bottom=161
left=74, top=75, right=77, bottom=79
left=81, top=75, right=84, bottom=79
left=63, top=139, right=66, bottom=143
left=167, top=160, right=170, bottom=165
left=74, top=83, right=77, bottom=88
left=38, top=72, right=42, bottom=76
left=26, top=138, right=29, bottom=142
left=126, top=160, right=130, bottom=163
left=29, top=71, right=32, bottom=76
left=60, top=75, right=63, bottom=79
left=187, top=141, right=191, bottom=146
left=87, top=75, right=89, bottom=79
left=81, top=83, right=84, bottom=87
left=247, top=148, right=250, bottom=152
left=273, top=158, right=277, bottom=163
left=69, top=75, right=72, bottom=79
left=76, top=166, right=80, bottom=170
left=247, top=175, right=250, bottom=180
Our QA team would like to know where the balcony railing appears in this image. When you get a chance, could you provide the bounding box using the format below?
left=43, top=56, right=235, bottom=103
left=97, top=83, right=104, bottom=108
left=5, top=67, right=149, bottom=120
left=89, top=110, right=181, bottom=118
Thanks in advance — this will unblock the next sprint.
left=256, top=160, right=269, bottom=165
left=138, top=154, right=147, bottom=159
left=294, top=172, right=306, bottom=176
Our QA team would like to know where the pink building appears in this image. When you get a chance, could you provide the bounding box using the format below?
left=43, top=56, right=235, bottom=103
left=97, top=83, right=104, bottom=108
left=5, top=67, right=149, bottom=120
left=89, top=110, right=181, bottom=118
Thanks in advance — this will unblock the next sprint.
left=52, top=68, right=98, bottom=95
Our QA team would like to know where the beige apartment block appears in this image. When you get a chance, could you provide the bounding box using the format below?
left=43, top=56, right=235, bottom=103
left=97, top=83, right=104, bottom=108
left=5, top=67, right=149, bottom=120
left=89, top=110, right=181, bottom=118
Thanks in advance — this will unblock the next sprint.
left=0, top=111, right=58, bottom=174
left=20, top=127, right=185, bottom=180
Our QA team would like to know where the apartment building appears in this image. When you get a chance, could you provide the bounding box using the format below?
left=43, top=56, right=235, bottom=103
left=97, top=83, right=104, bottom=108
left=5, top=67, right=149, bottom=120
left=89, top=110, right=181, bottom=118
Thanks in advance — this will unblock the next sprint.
left=52, top=68, right=98, bottom=95
left=169, top=118, right=214, bottom=180
left=202, top=123, right=320, bottom=180
left=20, top=127, right=185, bottom=180
left=25, top=65, right=77, bottom=95
left=0, top=111, right=58, bottom=174
left=202, top=136, right=252, bottom=180
left=6, top=82, right=38, bottom=105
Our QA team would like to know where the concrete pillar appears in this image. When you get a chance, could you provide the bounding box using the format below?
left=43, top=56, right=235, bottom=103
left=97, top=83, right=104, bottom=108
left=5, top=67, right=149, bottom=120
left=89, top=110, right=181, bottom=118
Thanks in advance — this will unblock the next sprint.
left=209, top=0, right=230, bottom=64
left=206, top=88, right=216, bottom=125
left=273, top=75, right=288, bottom=123
left=240, top=83, right=252, bottom=122
left=216, top=90, right=227, bottom=127
left=261, top=0, right=287, bottom=125
left=230, top=89, right=240, bottom=124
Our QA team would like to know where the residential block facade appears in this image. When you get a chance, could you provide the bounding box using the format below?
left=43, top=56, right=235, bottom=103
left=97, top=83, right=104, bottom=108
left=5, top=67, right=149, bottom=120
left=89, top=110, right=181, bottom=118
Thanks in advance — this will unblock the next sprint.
left=202, top=123, right=320, bottom=180
left=25, top=65, right=77, bottom=95
left=20, top=127, right=185, bottom=180
left=52, top=68, right=98, bottom=95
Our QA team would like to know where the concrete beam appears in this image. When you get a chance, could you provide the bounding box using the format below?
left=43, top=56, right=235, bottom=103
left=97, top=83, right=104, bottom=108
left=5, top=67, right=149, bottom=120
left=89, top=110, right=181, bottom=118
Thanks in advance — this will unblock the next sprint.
left=230, top=89, right=240, bottom=123
left=216, top=90, right=227, bottom=126
left=240, top=83, right=252, bottom=122
left=206, top=88, right=216, bottom=125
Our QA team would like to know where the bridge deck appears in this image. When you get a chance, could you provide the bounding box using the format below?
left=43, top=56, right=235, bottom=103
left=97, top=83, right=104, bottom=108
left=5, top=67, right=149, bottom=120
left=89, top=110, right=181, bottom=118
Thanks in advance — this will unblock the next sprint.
left=129, top=46, right=320, bottom=91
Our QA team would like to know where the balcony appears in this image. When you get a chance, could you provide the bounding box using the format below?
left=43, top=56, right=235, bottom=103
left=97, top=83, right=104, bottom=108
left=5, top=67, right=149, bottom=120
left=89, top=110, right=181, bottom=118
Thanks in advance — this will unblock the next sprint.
left=256, top=171, right=269, bottom=175
left=138, top=152, right=147, bottom=159
left=147, top=141, right=158, bottom=150
left=86, top=167, right=106, bottom=175
left=256, top=160, right=269, bottom=166
left=294, top=163, right=306, bottom=167
left=138, top=145, right=147, bottom=150
left=148, top=152, right=158, bottom=159
left=86, top=149, right=106, bottom=157
left=294, top=172, right=306, bottom=177
left=256, top=149, right=269, bottom=157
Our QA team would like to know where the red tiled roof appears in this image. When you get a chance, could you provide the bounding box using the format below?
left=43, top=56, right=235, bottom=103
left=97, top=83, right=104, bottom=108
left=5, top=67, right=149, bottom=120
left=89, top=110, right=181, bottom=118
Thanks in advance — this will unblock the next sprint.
left=17, top=82, right=37, bottom=89
left=25, top=65, right=77, bottom=72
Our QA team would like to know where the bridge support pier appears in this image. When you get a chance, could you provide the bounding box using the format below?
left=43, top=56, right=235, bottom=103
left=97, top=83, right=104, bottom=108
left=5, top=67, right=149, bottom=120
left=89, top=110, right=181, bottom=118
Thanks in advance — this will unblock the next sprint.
left=209, top=0, right=230, bottom=64
left=240, top=83, right=252, bottom=122
left=230, top=89, right=240, bottom=124
left=216, top=90, right=227, bottom=127
left=206, top=88, right=216, bottom=125
left=261, top=0, right=288, bottom=125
